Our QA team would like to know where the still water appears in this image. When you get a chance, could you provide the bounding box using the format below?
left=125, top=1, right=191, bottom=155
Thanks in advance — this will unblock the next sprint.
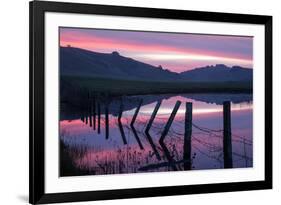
left=59, top=93, right=253, bottom=176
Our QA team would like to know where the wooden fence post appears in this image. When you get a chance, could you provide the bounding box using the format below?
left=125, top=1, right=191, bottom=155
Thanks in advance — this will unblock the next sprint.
left=223, top=101, right=233, bottom=168
left=97, top=100, right=101, bottom=134
left=130, top=99, right=144, bottom=149
left=145, top=101, right=161, bottom=133
left=158, top=101, right=181, bottom=170
left=159, top=101, right=181, bottom=143
left=144, top=101, right=162, bottom=160
left=130, top=99, right=143, bottom=126
left=93, top=97, right=96, bottom=130
left=105, top=100, right=109, bottom=139
left=89, top=98, right=93, bottom=127
left=85, top=91, right=90, bottom=125
left=118, top=101, right=127, bottom=145
left=85, top=108, right=88, bottom=125
left=183, top=102, right=192, bottom=170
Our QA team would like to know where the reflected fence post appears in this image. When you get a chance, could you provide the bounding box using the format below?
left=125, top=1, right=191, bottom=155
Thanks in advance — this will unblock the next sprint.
left=144, top=101, right=162, bottom=161
left=78, top=88, right=83, bottom=122
left=223, top=101, right=233, bottom=168
left=85, top=97, right=88, bottom=125
left=158, top=100, right=181, bottom=170
left=85, top=91, right=90, bottom=125
left=183, top=102, right=192, bottom=170
left=131, top=125, right=144, bottom=150
left=89, top=92, right=93, bottom=127
left=130, top=99, right=144, bottom=150
left=81, top=111, right=84, bottom=123
left=92, top=96, right=96, bottom=130
left=80, top=92, right=84, bottom=123
left=97, top=98, right=101, bottom=134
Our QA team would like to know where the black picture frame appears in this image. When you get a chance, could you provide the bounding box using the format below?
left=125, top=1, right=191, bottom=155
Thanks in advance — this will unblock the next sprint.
left=29, top=0, right=272, bottom=204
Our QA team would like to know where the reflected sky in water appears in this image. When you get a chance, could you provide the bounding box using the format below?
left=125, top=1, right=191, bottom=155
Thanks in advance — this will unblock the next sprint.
left=60, top=94, right=253, bottom=176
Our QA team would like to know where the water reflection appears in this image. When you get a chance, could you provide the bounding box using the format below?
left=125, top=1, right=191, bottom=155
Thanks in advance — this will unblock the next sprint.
left=59, top=93, right=253, bottom=176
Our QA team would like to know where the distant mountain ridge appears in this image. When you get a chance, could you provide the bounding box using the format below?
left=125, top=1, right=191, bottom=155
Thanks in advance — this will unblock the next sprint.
left=180, top=64, right=252, bottom=82
left=60, top=46, right=252, bottom=82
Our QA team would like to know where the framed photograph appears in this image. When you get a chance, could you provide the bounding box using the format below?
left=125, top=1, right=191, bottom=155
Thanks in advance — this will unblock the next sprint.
left=29, top=0, right=272, bottom=204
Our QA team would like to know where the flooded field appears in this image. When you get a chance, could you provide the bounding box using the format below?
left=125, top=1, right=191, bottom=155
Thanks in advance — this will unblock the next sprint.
left=59, top=93, right=253, bottom=176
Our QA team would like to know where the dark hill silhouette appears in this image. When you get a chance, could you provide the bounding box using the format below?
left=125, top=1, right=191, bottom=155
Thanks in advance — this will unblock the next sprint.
left=60, top=46, right=252, bottom=82
left=180, top=64, right=252, bottom=82
left=60, top=46, right=179, bottom=81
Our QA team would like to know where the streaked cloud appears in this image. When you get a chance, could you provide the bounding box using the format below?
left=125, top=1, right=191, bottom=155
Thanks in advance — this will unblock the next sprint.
left=60, top=27, right=253, bottom=72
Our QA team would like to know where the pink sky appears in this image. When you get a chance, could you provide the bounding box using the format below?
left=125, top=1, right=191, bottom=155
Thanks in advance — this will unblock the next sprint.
left=60, top=27, right=253, bottom=72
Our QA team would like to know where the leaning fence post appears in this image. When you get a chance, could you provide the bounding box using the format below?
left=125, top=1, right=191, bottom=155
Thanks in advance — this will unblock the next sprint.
left=223, top=101, right=233, bottom=168
left=145, top=101, right=161, bottom=133
left=130, top=99, right=144, bottom=149
left=183, top=102, right=192, bottom=170
left=130, top=99, right=143, bottom=126
left=159, top=101, right=181, bottom=143
left=118, top=101, right=127, bottom=145
left=144, top=101, right=162, bottom=160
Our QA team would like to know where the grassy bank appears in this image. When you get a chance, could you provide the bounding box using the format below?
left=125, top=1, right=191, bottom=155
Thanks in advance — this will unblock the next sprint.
left=60, top=139, right=92, bottom=176
left=61, top=75, right=253, bottom=96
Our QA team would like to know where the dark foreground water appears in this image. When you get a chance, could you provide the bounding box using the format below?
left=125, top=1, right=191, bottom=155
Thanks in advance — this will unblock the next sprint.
left=59, top=93, right=253, bottom=176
